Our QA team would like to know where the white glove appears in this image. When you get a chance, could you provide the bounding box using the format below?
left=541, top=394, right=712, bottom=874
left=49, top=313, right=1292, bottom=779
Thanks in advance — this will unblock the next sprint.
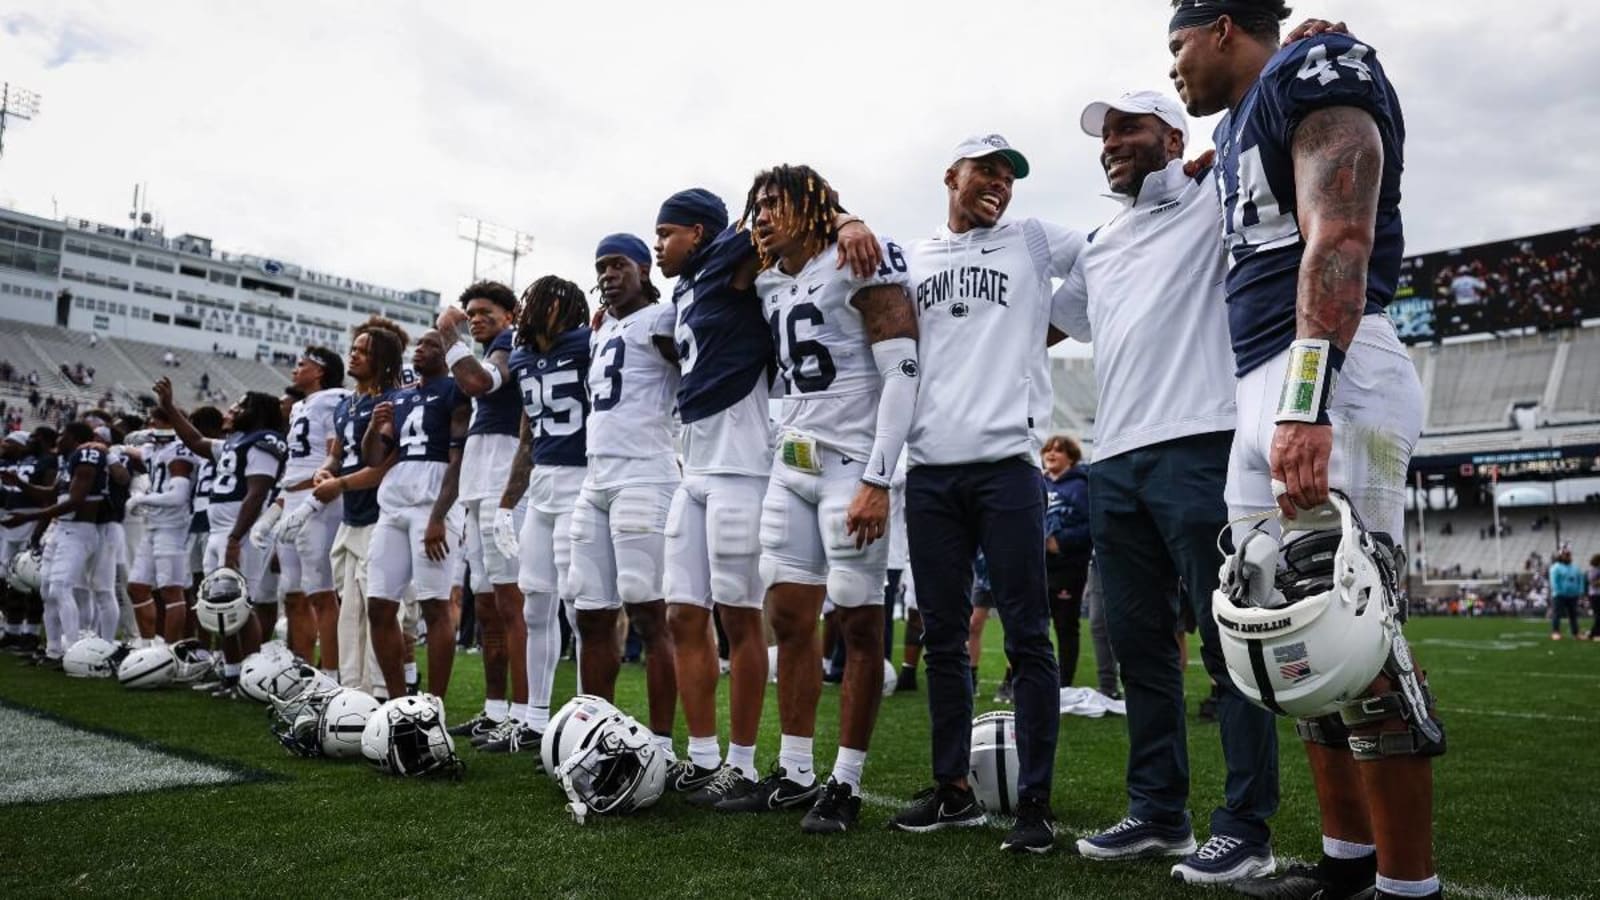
left=277, top=498, right=322, bottom=543
left=124, top=493, right=148, bottom=517
left=493, top=507, right=519, bottom=560
left=250, top=502, right=284, bottom=550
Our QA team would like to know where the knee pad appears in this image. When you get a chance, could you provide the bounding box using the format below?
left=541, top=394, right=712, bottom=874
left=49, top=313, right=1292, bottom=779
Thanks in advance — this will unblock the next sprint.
left=826, top=565, right=882, bottom=610
left=1339, top=682, right=1447, bottom=761
left=615, top=565, right=653, bottom=607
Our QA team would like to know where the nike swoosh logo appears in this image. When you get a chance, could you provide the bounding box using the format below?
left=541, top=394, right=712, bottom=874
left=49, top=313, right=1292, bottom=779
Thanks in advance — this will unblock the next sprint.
left=770, top=785, right=813, bottom=807
left=939, top=801, right=975, bottom=818
left=807, top=284, right=823, bottom=294
left=980, top=246, right=1005, bottom=255
left=876, top=459, right=886, bottom=477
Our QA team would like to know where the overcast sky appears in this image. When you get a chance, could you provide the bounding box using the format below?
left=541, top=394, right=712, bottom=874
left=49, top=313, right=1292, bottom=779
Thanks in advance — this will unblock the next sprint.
left=2, top=0, right=1597, bottom=329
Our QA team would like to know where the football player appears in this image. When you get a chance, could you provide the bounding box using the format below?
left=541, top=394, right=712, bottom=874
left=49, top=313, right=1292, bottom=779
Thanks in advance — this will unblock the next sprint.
left=888, top=135, right=1083, bottom=854
left=491, top=275, right=591, bottom=754
left=155, top=380, right=286, bottom=693
left=733, top=166, right=918, bottom=832
left=268, top=347, right=349, bottom=673
left=567, top=234, right=681, bottom=763
left=654, top=188, right=882, bottom=805
left=0, top=429, right=52, bottom=654
left=361, top=328, right=469, bottom=702
left=1167, top=3, right=1442, bottom=898
left=123, top=412, right=199, bottom=644
left=183, top=407, right=224, bottom=650
left=3, top=421, right=109, bottom=667
left=435, top=282, right=527, bottom=741
left=281, top=317, right=408, bottom=696
left=89, top=427, right=133, bottom=642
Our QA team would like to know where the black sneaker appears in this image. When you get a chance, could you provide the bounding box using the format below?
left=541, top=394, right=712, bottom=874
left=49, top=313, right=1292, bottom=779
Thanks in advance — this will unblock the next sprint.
left=993, top=679, right=1015, bottom=705
left=896, top=667, right=918, bottom=692
left=887, top=783, right=986, bottom=832
left=1000, top=798, right=1056, bottom=853
left=1198, top=686, right=1221, bottom=722
left=6, top=634, right=39, bottom=655
left=667, top=759, right=722, bottom=793
left=801, top=777, right=862, bottom=834
left=1232, top=857, right=1376, bottom=899
left=1076, top=815, right=1195, bottom=860
left=713, top=764, right=820, bottom=812
left=686, top=765, right=747, bottom=809
left=479, top=721, right=540, bottom=754
left=447, top=711, right=496, bottom=738
left=1171, top=834, right=1275, bottom=884
left=33, top=653, right=63, bottom=671
left=471, top=717, right=516, bottom=748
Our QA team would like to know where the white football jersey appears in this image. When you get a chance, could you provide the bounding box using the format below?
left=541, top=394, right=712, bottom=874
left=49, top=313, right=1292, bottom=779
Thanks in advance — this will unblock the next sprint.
left=282, top=388, right=350, bottom=485
left=755, top=237, right=912, bottom=460
left=904, top=218, right=1083, bottom=466
left=144, top=439, right=199, bottom=529
left=584, top=303, right=681, bottom=487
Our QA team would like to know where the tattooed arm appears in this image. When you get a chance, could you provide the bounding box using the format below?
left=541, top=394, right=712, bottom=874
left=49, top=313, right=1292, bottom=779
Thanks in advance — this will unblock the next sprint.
left=1271, top=104, right=1384, bottom=516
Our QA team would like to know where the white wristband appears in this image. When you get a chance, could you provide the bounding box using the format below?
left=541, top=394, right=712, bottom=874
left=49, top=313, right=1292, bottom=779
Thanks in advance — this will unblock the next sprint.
left=445, top=342, right=473, bottom=369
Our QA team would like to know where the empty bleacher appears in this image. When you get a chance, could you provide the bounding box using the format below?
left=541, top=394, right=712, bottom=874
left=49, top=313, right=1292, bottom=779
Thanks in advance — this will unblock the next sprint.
left=1425, top=334, right=1558, bottom=431
left=1406, top=505, right=1600, bottom=581
left=1049, top=357, right=1098, bottom=439
left=1550, top=327, right=1600, bottom=422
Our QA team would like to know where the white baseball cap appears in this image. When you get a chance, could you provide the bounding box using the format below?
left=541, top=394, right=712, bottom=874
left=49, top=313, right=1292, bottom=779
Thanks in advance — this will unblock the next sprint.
left=950, top=133, right=1030, bottom=179
left=1080, top=90, right=1189, bottom=142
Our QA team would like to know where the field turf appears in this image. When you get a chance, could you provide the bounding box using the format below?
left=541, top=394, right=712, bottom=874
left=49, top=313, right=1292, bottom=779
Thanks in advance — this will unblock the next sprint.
left=0, top=616, right=1594, bottom=899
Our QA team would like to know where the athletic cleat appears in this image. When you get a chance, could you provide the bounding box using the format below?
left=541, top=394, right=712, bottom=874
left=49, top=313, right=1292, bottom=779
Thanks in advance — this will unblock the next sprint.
left=1171, top=834, right=1275, bottom=884
left=478, top=721, right=540, bottom=754
left=666, top=760, right=722, bottom=793
left=447, top=711, right=496, bottom=738
left=686, top=765, right=747, bottom=809
left=801, top=777, right=862, bottom=834
left=5, top=634, right=39, bottom=655
left=471, top=717, right=516, bottom=748
left=713, top=765, right=819, bottom=812
left=1232, top=859, right=1376, bottom=899
left=1000, top=798, right=1057, bottom=853
left=993, top=679, right=1015, bottom=704
left=887, top=783, right=986, bottom=833
left=1076, top=815, right=1196, bottom=860
left=33, top=653, right=63, bottom=671
left=896, top=668, right=918, bottom=692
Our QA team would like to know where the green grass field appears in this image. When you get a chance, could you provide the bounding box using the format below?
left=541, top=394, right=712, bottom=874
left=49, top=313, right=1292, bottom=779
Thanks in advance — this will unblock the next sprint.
left=0, top=616, right=1594, bottom=899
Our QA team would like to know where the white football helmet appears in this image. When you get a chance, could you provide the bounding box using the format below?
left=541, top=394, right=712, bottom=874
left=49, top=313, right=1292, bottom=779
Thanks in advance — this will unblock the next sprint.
left=361, top=695, right=463, bottom=778
left=969, top=711, right=1019, bottom=816
left=196, top=567, right=252, bottom=636
left=63, top=636, right=127, bottom=678
left=541, top=694, right=620, bottom=776
left=169, top=639, right=215, bottom=684
left=238, top=652, right=298, bottom=704
left=1212, top=490, right=1396, bottom=719
left=259, top=639, right=293, bottom=662
left=319, top=689, right=382, bottom=759
left=545, top=696, right=667, bottom=822
left=270, top=685, right=338, bottom=757
left=118, top=645, right=177, bottom=689
left=8, top=546, right=42, bottom=593
left=265, top=661, right=337, bottom=705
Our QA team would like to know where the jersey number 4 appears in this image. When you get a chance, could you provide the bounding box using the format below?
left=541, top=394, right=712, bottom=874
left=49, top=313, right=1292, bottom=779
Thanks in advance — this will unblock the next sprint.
left=1296, top=43, right=1372, bottom=86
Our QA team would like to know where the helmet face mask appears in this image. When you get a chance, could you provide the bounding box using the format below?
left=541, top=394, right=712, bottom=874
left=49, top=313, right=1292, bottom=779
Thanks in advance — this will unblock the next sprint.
left=197, top=567, right=252, bottom=636
left=543, top=696, right=666, bottom=821
left=1212, top=490, right=1397, bottom=719
left=361, top=696, right=463, bottom=778
left=8, top=547, right=43, bottom=593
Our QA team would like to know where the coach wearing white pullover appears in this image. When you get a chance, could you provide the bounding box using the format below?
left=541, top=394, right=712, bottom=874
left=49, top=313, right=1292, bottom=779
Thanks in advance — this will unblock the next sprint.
left=887, top=134, right=1083, bottom=853
left=1051, top=92, right=1279, bottom=884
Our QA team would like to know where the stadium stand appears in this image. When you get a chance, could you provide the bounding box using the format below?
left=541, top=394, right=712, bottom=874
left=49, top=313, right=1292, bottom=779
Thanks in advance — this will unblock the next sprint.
left=1049, top=357, right=1097, bottom=436
left=1424, top=333, right=1558, bottom=431
left=1406, top=505, right=1600, bottom=582
left=1549, top=326, right=1600, bottom=422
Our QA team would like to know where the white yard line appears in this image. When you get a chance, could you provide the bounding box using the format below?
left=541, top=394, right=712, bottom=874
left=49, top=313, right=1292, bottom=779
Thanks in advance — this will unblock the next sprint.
left=1438, top=706, right=1596, bottom=725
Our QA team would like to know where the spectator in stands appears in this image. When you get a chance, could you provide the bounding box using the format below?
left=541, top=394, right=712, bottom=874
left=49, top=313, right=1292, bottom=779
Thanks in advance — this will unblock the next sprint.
left=1549, top=549, right=1585, bottom=640
left=1587, top=554, right=1600, bottom=640
left=26, top=370, right=37, bottom=387
left=27, top=387, right=39, bottom=412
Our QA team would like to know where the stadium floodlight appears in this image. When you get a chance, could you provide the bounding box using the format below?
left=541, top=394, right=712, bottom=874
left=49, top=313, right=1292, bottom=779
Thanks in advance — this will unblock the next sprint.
left=457, top=215, right=535, bottom=290
left=0, top=81, right=42, bottom=159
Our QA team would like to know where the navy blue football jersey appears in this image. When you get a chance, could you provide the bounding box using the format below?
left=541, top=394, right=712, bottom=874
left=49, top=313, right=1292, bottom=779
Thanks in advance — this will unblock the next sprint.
left=672, top=224, right=771, bottom=422
left=65, top=446, right=110, bottom=506
left=389, top=376, right=468, bottom=464
left=210, top=430, right=287, bottom=504
left=467, top=329, right=523, bottom=437
left=509, top=326, right=591, bottom=467
left=1213, top=33, right=1406, bottom=376
left=189, top=457, right=214, bottom=535
left=333, top=391, right=388, bottom=526
left=1, top=452, right=52, bottom=511
left=96, top=448, right=131, bottom=524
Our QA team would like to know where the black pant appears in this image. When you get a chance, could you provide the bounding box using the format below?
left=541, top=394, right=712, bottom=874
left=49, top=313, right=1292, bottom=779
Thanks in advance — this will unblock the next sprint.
left=907, top=458, right=1059, bottom=803
left=1552, top=595, right=1581, bottom=637
left=1048, top=561, right=1087, bottom=685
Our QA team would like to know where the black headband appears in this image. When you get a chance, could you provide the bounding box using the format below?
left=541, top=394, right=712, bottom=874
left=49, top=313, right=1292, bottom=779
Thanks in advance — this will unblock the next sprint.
left=1169, top=0, right=1261, bottom=32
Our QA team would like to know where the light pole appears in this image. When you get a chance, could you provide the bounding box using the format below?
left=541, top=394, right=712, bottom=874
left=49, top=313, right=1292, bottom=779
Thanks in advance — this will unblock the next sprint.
left=0, top=82, right=42, bottom=159
left=456, top=216, right=535, bottom=292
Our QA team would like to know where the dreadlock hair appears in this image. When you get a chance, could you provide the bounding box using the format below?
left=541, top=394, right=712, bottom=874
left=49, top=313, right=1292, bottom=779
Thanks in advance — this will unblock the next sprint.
left=232, top=391, right=286, bottom=435
left=352, top=315, right=410, bottom=392
left=516, top=275, right=590, bottom=350
left=738, top=164, right=845, bottom=271
left=459, top=280, right=517, bottom=312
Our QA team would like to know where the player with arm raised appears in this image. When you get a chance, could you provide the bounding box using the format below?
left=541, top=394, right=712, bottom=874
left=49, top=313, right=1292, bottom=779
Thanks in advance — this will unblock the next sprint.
left=124, top=412, right=198, bottom=644
left=2, top=421, right=107, bottom=668
left=268, top=348, right=349, bottom=671
left=435, top=282, right=527, bottom=740
left=483, top=275, right=591, bottom=754
left=567, top=235, right=682, bottom=769
left=281, top=317, right=407, bottom=696
left=361, top=328, right=467, bottom=702
left=154, top=380, right=286, bottom=693
left=727, top=166, right=918, bottom=832
left=1168, top=3, right=1441, bottom=898
left=655, top=188, right=883, bottom=807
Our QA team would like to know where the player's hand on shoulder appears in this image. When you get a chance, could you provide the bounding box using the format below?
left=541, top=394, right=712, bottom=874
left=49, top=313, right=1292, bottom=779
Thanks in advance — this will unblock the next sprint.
left=1284, top=18, right=1348, bottom=46
left=1183, top=149, right=1216, bottom=177
left=836, top=220, right=884, bottom=280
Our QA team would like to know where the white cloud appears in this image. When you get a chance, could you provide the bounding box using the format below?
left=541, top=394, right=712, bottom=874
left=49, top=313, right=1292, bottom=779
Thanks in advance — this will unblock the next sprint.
left=1, top=0, right=1596, bottom=314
